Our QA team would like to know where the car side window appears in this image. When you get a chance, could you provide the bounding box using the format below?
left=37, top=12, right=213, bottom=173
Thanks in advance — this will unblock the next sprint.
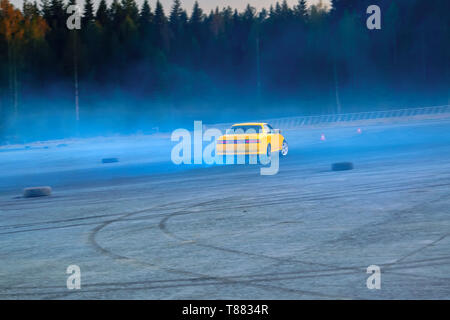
left=263, top=125, right=272, bottom=134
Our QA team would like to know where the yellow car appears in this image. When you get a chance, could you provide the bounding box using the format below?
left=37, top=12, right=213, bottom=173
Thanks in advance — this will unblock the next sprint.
left=216, top=122, right=288, bottom=158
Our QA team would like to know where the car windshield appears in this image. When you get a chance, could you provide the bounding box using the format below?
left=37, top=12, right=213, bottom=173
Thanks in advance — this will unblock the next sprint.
left=228, top=125, right=263, bottom=134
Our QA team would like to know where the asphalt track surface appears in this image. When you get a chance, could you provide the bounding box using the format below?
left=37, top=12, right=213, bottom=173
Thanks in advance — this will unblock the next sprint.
left=0, top=119, right=450, bottom=299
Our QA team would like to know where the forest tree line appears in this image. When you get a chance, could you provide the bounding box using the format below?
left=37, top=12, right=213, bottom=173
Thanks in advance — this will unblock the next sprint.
left=0, top=0, right=448, bottom=140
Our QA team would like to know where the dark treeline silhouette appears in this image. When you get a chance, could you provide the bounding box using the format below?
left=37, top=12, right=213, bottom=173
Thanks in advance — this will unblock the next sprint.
left=0, top=0, right=448, bottom=142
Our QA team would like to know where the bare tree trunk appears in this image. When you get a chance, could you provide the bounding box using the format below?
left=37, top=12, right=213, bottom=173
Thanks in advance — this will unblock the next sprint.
left=7, top=41, right=14, bottom=114
left=7, top=40, right=18, bottom=116
left=256, top=35, right=261, bottom=106
left=13, top=47, right=18, bottom=116
left=73, top=31, right=80, bottom=125
left=333, top=63, right=341, bottom=114
left=421, top=29, right=427, bottom=83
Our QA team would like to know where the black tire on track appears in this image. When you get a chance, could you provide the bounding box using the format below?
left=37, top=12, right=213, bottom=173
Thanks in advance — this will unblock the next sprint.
left=102, top=158, right=119, bottom=164
left=331, top=162, right=354, bottom=171
left=23, top=186, right=52, bottom=198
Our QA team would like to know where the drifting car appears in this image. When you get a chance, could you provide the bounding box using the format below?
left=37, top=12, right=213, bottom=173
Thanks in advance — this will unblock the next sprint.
left=216, top=122, right=288, bottom=159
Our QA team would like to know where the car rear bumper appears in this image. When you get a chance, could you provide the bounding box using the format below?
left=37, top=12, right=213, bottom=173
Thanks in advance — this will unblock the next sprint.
left=216, top=143, right=282, bottom=155
left=217, top=151, right=265, bottom=155
left=216, top=143, right=266, bottom=155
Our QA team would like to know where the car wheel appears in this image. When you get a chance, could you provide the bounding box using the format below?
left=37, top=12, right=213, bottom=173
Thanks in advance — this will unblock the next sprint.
left=281, top=140, right=288, bottom=157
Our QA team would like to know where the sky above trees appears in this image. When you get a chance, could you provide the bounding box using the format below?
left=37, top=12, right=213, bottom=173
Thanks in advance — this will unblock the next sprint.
left=10, top=0, right=331, bottom=12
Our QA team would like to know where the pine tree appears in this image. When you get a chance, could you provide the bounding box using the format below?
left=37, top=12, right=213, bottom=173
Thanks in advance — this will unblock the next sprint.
left=189, top=1, right=204, bottom=38
left=154, top=0, right=169, bottom=50
left=23, top=0, right=40, bottom=18
left=49, top=0, right=65, bottom=22
left=280, top=0, right=292, bottom=20
left=169, top=0, right=184, bottom=39
left=96, top=0, right=110, bottom=27
left=154, top=0, right=166, bottom=26
left=259, top=8, right=268, bottom=21
left=83, top=0, right=95, bottom=24
left=42, top=0, right=65, bottom=33
left=23, top=1, right=48, bottom=39
left=121, top=0, right=139, bottom=23
left=242, top=4, right=256, bottom=22
left=190, top=1, right=203, bottom=26
left=46, top=0, right=68, bottom=67
left=179, top=10, right=188, bottom=27
left=294, top=0, right=308, bottom=20
left=208, top=7, right=224, bottom=37
left=110, top=0, right=123, bottom=27
left=139, top=0, right=153, bottom=26
left=269, top=5, right=275, bottom=19
left=275, top=2, right=282, bottom=17
left=0, top=0, right=27, bottom=114
left=169, top=0, right=182, bottom=24
left=222, top=6, right=232, bottom=19
left=41, top=0, right=52, bottom=22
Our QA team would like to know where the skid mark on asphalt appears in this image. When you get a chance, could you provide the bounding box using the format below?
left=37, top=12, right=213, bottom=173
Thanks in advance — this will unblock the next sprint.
left=87, top=200, right=358, bottom=299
